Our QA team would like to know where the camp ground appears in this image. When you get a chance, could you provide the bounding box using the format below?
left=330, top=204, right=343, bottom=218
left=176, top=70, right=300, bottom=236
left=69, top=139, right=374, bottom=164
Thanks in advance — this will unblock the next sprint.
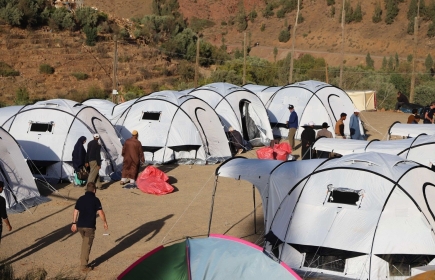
left=182, top=82, right=274, bottom=147
left=0, top=99, right=123, bottom=183
left=114, top=91, right=232, bottom=164
left=215, top=153, right=435, bottom=279
left=313, top=134, right=435, bottom=168
left=245, top=80, right=356, bottom=140
left=388, top=122, right=435, bottom=138
left=118, top=234, right=301, bottom=280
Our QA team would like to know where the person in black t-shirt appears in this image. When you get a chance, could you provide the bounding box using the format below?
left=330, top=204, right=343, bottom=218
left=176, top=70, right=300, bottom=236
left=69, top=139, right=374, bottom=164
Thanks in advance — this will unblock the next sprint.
left=395, top=91, right=410, bottom=112
left=71, top=182, right=108, bottom=272
left=0, top=181, right=12, bottom=244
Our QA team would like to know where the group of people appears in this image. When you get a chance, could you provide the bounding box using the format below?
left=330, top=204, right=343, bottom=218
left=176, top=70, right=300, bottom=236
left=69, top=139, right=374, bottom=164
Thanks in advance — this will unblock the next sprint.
left=286, top=105, right=365, bottom=160
left=70, top=129, right=145, bottom=272
left=395, top=92, right=435, bottom=124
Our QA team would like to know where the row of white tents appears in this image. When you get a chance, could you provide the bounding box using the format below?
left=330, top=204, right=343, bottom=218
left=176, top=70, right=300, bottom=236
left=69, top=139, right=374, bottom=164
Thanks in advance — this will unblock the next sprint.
left=0, top=80, right=357, bottom=211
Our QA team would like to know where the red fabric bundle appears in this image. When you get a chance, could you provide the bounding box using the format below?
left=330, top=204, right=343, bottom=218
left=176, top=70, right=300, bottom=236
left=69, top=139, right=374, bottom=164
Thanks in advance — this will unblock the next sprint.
left=136, top=166, right=174, bottom=195
left=256, top=147, right=274, bottom=159
left=273, top=143, right=292, bottom=161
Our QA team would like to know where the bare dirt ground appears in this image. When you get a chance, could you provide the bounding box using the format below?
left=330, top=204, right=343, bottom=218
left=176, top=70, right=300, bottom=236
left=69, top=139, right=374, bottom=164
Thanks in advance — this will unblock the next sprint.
left=0, top=110, right=410, bottom=279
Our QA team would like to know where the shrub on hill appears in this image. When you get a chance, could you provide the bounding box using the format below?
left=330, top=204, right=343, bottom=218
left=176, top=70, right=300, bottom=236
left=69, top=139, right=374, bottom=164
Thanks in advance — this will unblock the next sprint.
left=39, top=64, right=54, bottom=74
left=372, top=1, right=382, bottom=23
left=0, top=61, right=19, bottom=77
left=189, top=17, right=215, bottom=33
left=14, top=87, right=30, bottom=105
left=278, top=29, right=290, bottom=42
left=71, top=72, right=89, bottom=80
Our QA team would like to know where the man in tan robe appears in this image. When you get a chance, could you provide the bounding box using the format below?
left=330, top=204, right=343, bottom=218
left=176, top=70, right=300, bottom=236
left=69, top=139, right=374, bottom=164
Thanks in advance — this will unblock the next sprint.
left=120, top=130, right=145, bottom=185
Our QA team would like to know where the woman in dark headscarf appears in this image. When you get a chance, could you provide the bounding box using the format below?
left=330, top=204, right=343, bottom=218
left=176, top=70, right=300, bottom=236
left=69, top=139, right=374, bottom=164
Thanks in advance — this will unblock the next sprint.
left=72, top=136, right=87, bottom=175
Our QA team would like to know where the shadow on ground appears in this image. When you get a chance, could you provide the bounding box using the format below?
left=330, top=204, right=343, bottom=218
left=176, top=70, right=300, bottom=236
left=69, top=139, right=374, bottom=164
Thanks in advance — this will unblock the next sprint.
left=89, top=214, right=174, bottom=268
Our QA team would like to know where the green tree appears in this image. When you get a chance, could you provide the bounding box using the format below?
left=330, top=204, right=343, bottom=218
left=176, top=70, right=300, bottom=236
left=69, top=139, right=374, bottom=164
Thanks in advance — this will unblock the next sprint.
left=395, top=52, right=400, bottom=68
left=49, top=7, right=75, bottom=31
left=236, top=2, right=247, bottom=32
left=278, top=29, right=290, bottom=42
left=425, top=54, right=433, bottom=71
left=407, top=54, right=413, bottom=63
left=0, top=3, right=23, bottom=26
left=366, top=53, right=375, bottom=69
left=372, top=1, right=382, bottom=23
left=385, top=0, right=399, bottom=24
left=407, top=18, right=415, bottom=35
left=388, top=55, right=394, bottom=70
left=83, top=25, right=97, bottom=46
left=354, top=2, right=362, bottom=22
left=75, top=7, right=99, bottom=28
left=428, top=21, right=435, bottom=37
left=407, top=0, right=418, bottom=20
left=14, top=87, right=30, bottom=105
left=390, top=73, right=410, bottom=94
left=382, top=56, right=387, bottom=69
left=263, top=3, right=274, bottom=18
left=273, top=47, right=278, bottom=62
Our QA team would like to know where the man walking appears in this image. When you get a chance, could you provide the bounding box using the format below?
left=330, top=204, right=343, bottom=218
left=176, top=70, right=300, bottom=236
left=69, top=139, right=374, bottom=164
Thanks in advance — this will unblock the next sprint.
left=286, top=105, right=298, bottom=151
left=71, top=182, right=108, bottom=272
left=120, top=130, right=145, bottom=185
left=335, top=113, right=347, bottom=139
left=0, top=181, right=12, bottom=244
left=85, top=134, right=102, bottom=190
left=349, top=109, right=365, bottom=140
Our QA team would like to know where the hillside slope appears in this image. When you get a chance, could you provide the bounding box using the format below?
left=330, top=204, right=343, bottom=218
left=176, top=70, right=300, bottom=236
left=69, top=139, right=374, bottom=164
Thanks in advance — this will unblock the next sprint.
left=1, top=0, right=433, bottom=105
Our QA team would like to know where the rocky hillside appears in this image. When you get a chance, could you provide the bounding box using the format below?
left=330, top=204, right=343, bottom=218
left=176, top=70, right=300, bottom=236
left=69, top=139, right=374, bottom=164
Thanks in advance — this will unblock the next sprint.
left=1, top=0, right=434, bottom=105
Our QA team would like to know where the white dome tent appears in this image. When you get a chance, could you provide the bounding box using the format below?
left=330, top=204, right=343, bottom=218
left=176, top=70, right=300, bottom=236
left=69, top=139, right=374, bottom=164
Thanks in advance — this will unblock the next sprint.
left=0, top=127, right=45, bottom=212
left=246, top=80, right=356, bottom=140
left=114, top=91, right=231, bottom=164
left=388, top=121, right=435, bottom=139
left=313, top=134, right=435, bottom=168
left=215, top=153, right=435, bottom=279
left=0, top=99, right=123, bottom=183
left=82, top=99, right=116, bottom=120
left=184, top=82, right=273, bottom=146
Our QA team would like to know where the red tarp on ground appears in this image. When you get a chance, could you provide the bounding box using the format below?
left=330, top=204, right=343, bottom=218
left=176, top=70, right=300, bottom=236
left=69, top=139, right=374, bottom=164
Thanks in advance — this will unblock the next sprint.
left=273, top=143, right=291, bottom=160
left=256, top=143, right=292, bottom=160
left=256, top=147, right=274, bottom=159
left=136, top=166, right=174, bottom=195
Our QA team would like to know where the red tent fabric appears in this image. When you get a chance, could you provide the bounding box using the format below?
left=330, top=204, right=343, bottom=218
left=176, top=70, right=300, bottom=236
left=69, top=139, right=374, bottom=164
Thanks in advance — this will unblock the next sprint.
left=136, top=166, right=174, bottom=195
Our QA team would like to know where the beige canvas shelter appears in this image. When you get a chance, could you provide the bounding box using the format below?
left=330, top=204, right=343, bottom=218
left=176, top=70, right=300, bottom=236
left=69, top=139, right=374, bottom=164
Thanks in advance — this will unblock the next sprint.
left=346, top=90, right=376, bottom=111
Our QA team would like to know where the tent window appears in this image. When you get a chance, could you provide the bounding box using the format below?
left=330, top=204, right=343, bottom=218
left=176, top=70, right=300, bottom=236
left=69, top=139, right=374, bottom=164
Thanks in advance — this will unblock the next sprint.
left=326, top=185, right=364, bottom=206
left=141, top=111, right=161, bottom=121
left=304, top=253, right=345, bottom=272
left=29, top=122, right=54, bottom=133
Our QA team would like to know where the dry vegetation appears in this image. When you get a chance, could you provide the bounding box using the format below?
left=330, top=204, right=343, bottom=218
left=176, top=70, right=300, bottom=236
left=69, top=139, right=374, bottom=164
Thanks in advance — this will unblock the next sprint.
left=0, top=0, right=434, bottom=106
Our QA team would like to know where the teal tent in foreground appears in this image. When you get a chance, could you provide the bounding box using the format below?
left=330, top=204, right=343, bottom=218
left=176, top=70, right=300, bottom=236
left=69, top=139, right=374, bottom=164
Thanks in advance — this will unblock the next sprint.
left=118, top=234, right=301, bottom=280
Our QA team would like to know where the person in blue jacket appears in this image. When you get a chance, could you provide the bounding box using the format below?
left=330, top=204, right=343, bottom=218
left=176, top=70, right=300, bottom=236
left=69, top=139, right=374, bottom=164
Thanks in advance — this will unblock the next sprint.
left=286, top=104, right=298, bottom=150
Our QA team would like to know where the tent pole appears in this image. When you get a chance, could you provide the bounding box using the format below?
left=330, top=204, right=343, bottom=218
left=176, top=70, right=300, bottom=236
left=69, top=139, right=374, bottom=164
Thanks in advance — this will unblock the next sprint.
left=253, top=185, right=257, bottom=234
left=207, top=175, right=219, bottom=237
